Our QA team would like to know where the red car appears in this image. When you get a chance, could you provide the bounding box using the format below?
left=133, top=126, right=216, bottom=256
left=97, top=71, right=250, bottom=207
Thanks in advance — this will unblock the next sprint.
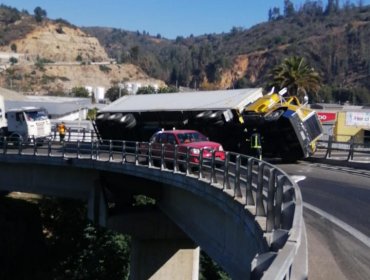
left=148, top=129, right=225, bottom=164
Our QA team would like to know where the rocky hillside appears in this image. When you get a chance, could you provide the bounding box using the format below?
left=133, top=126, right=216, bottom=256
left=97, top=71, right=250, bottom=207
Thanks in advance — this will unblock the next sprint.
left=0, top=6, right=164, bottom=95
left=85, top=2, right=370, bottom=104
left=6, top=22, right=109, bottom=62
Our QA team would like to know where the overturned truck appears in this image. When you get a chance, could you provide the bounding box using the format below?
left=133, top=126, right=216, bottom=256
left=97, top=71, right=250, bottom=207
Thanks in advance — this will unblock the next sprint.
left=94, top=88, right=323, bottom=162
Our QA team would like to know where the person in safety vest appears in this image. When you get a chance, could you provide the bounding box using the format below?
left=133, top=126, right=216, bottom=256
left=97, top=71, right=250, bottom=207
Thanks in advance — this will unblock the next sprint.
left=250, top=130, right=262, bottom=160
left=57, top=122, right=66, bottom=143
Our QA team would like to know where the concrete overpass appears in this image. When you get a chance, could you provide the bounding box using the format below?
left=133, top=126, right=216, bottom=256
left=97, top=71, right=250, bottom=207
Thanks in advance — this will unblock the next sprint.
left=0, top=139, right=307, bottom=279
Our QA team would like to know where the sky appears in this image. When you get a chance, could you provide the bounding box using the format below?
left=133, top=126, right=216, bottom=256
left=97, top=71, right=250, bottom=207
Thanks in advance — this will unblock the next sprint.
left=1, top=0, right=370, bottom=39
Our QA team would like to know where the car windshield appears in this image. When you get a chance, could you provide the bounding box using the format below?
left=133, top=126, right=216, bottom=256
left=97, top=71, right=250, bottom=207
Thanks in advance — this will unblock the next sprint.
left=177, top=132, right=207, bottom=143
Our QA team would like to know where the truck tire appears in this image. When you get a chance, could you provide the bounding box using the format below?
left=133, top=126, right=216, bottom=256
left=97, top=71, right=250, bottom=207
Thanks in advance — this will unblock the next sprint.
left=120, top=114, right=136, bottom=128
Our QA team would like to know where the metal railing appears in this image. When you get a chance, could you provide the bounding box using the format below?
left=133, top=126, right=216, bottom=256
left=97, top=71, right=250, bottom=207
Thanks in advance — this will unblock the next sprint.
left=315, top=135, right=370, bottom=162
left=51, top=127, right=98, bottom=143
left=0, top=136, right=305, bottom=279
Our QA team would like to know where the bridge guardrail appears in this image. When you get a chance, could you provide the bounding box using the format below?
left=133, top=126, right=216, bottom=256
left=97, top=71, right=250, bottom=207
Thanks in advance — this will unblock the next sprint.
left=315, top=135, right=370, bottom=162
left=0, top=136, right=306, bottom=279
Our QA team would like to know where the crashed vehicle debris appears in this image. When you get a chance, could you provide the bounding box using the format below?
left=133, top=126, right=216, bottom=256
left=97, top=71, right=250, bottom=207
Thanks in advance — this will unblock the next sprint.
left=94, top=88, right=322, bottom=162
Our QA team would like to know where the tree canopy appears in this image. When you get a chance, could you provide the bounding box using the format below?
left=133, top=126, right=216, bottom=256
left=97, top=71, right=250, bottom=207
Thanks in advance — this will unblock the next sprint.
left=270, top=56, right=321, bottom=100
left=34, top=6, right=47, bottom=22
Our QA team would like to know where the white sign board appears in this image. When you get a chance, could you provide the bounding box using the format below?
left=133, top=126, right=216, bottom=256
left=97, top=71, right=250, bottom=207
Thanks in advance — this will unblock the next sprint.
left=346, top=112, right=370, bottom=128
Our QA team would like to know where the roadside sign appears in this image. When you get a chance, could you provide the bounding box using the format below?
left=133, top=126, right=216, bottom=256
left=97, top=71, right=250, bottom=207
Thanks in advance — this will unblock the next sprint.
left=317, top=112, right=337, bottom=123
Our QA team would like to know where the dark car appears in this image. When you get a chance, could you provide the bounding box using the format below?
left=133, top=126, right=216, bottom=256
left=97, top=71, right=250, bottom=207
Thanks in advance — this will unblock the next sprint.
left=147, top=129, right=225, bottom=165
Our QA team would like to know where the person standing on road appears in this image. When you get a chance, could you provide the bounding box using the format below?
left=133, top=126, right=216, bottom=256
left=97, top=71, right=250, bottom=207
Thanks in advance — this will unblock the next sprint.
left=250, top=130, right=262, bottom=160
left=57, top=122, right=66, bottom=143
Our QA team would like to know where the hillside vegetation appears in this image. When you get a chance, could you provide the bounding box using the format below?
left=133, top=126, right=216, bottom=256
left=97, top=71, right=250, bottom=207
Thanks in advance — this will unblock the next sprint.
left=0, top=2, right=369, bottom=104
left=84, top=1, right=370, bottom=104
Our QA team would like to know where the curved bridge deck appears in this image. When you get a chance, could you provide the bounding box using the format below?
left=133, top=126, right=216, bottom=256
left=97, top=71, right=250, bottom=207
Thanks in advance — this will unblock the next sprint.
left=0, top=138, right=307, bottom=279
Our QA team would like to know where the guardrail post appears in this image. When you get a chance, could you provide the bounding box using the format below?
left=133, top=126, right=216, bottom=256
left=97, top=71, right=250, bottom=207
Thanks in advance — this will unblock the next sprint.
left=148, top=143, right=152, bottom=167
left=245, top=158, right=255, bottom=205
left=347, top=136, right=355, bottom=161
left=325, top=135, right=333, bottom=159
left=274, top=175, right=285, bottom=228
left=96, top=141, right=100, bottom=160
left=33, top=136, right=38, bottom=156
left=90, top=141, right=94, bottom=159
left=234, top=155, right=242, bottom=198
left=62, top=140, right=65, bottom=158
left=209, top=150, right=217, bottom=184
left=256, top=161, right=265, bottom=216
left=222, top=152, right=231, bottom=189
left=2, top=137, right=7, bottom=155
left=109, top=140, right=113, bottom=161
left=198, top=148, right=204, bottom=179
left=266, top=168, right=277, bottom=232
left=174, top=145, right=179, bottom=172
left=121, top=141, right=126, bottom=163
left=77, top=141, right=81, bottom=159
left=48, top=139, right=52, bottom=156
left=82, top=128, right=86, bottom=142
left=135, top=142, right=139, bottom=165
left=186, top=147, right=191, bottom=175
left=160, top=144, right=165, bottom=170
left=18, top=138, right=23, bottom=155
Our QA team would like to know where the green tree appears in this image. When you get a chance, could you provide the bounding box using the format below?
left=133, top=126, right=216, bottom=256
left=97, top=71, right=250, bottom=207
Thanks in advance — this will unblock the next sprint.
left=284, top=0, right=295, bottom=17
left=72, top=87, right=90, bottom=98
left=34, top=6, right=47, bottom=22
left=76, top=54, right=83, bottom=62
left=87, top=108, right=98, bottom=120
left=9, top=57, right=18, bottom=65
left=136, top=85, right=157, bottom=95
left=199, top=251, right=230, bottom=280
left=157, top=86, right=179, bottom=93
left=10, top=43, right=17, bottom=52
left=38, top=197, right=131, bottom=280
left=234, top=77, right=252, bottom=89
left=106, top=86, right=128, bottom=102
left=325, top=0, right=339, bottom=15
left=270, top=56, right=321, bottom=100
left=130, top=46, right=139, bottom=62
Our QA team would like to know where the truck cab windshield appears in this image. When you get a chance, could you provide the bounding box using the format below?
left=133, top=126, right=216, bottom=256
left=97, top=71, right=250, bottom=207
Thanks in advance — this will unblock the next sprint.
left=25, top=110, right=48, bottom=121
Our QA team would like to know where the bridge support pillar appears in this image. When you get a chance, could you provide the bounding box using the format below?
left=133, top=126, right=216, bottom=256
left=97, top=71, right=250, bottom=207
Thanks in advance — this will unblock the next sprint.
left=130, top=237, right=199, bottom=280
left=107, top=208, right=199, bottom=280
left=87, top=180, right=107, bottom=226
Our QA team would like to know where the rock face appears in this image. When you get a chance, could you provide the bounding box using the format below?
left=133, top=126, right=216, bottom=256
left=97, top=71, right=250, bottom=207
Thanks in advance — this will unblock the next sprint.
left=11, top=22, right=109, bottom=62
left=0, top=21, right=165, bottom=94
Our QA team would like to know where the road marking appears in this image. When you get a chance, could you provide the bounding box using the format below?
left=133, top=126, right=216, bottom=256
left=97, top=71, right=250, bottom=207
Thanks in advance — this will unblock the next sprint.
left=290, top=175, right=306, bottom=183
left=303, top=202, right=370, bottom=248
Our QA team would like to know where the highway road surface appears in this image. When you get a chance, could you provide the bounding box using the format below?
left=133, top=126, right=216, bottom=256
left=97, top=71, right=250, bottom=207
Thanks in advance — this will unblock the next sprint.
left=277, top=161, right=370, bottom=280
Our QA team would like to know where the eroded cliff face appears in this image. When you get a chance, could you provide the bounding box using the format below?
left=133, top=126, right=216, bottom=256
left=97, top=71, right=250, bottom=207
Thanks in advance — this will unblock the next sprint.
left=206, top=51, right=271, bottom=90
left=0, top=22, right=165, bottom=94
left=8, top=22, right=109, bottom=62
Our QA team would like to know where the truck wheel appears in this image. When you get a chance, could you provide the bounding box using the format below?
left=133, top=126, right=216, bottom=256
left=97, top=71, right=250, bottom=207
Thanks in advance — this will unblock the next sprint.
left=121, top=114, right=136, bottom=128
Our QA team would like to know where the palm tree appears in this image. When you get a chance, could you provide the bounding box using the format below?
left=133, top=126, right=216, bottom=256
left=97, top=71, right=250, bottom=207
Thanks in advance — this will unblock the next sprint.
left=270, top=56, right=321, bottom=101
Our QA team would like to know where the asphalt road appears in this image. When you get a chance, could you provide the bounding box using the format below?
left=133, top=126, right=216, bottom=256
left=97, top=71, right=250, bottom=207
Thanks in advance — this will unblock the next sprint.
left=276, top=161, right=370, bottom=280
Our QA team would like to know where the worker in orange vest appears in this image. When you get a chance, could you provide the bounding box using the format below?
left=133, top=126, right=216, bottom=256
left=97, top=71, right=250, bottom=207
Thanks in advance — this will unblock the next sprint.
left=57, top=122, right=67, bottom=143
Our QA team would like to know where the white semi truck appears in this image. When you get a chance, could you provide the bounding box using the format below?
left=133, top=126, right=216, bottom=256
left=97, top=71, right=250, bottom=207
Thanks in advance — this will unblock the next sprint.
left=0, top=95, right=52, bottom=145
